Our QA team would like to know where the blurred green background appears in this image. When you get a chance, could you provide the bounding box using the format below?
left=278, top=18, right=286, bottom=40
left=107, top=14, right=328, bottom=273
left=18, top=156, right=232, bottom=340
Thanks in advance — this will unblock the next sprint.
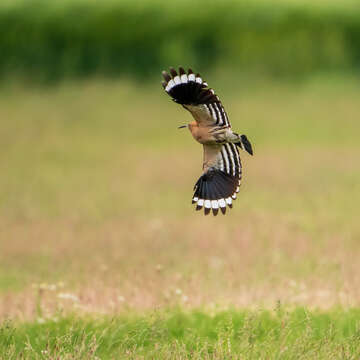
left=1, top=0, right=360, bottom=82
left=0, top=0, right=360, bottom=322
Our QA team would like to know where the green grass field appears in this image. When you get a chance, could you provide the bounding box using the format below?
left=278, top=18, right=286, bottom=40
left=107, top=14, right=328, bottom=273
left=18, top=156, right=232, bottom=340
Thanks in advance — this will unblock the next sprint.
left=0, top=74, right=359, bottom=358
left=2, top=308, right=360, bottom=359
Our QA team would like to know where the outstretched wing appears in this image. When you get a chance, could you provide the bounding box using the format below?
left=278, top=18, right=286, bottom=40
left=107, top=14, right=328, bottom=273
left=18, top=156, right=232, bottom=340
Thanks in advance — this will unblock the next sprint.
left=192, top=143, right=242, bottom=215
left=162, top=67, right=231, bottom=127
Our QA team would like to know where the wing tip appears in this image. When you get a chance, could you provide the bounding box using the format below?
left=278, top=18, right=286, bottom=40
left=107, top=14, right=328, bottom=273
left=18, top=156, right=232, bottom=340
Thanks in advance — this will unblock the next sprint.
left=161, top=66, right=217, bottom=105
left=192, top=194, right=233, bottom=215
left=169, top=67, right=177, bottom=77
left=162, top=70, right=171, bottom=82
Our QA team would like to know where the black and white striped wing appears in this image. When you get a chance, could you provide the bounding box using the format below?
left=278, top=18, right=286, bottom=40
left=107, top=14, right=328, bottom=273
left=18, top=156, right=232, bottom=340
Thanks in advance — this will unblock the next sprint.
left=162, top=67, right=231, bottom=127
left=192, top=143, right=242, bottom=215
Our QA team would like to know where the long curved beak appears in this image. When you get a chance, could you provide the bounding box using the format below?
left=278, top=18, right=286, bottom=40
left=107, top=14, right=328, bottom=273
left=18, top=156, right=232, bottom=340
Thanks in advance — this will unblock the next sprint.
left=178, top=125, right=187, bottom=129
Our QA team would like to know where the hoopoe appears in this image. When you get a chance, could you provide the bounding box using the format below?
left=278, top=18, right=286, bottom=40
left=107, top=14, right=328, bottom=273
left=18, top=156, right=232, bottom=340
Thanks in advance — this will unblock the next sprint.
left=162, top=67, right=253, bottom=216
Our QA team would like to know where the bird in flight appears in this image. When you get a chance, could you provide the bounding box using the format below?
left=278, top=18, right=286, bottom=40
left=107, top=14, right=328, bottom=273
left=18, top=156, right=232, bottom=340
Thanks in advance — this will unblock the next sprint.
left=162, top=67, right=253, bottom=216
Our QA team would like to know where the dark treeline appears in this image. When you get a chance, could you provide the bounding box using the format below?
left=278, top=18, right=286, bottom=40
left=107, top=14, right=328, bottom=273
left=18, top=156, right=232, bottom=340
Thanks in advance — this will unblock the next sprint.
left=0, top=0, right=359, bottom=82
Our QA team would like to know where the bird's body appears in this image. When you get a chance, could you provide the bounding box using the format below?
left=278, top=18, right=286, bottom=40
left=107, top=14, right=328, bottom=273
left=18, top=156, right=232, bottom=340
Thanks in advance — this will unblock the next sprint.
left=186, top=118, right=238, bottom=145
left=162, top=67, right=253, bottom=215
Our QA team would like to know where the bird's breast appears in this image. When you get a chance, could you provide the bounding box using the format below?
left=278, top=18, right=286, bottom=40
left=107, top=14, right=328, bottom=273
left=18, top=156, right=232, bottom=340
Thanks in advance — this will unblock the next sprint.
left=190, top=126, right=215, bottom=144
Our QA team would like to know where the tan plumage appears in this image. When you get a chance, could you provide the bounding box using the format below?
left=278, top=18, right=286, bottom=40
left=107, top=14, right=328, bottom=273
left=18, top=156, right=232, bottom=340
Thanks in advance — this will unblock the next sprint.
left=162, top=67, right=253, bottom=215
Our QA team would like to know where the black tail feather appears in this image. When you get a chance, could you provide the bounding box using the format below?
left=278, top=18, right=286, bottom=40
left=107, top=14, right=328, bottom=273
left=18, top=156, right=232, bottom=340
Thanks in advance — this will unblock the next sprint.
left=235, top=135, right=253, bottom=155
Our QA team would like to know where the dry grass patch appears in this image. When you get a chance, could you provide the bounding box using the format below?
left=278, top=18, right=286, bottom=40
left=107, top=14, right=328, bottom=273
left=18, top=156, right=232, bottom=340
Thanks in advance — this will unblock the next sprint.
left=0, top=78, right=359, bottom=320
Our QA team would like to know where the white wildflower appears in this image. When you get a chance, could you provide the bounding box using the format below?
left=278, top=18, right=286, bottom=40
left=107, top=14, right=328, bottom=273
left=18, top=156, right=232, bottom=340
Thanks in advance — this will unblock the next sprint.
left=175, top=288, right=182, bottom=295
left=155, top=264, right=164, bottom=272
left=57, top=293, right=79, bottom=302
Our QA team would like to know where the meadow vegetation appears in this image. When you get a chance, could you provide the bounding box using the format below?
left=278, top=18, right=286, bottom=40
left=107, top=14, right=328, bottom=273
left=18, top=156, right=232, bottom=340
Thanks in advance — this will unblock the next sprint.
left=0, top=73, right=359, bottom=357
left=2, top=307, right=360, bottom=359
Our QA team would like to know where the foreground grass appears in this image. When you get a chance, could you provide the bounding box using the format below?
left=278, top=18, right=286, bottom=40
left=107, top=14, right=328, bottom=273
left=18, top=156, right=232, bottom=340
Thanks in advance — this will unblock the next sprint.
left=1, top=308, right=360, bottom=359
